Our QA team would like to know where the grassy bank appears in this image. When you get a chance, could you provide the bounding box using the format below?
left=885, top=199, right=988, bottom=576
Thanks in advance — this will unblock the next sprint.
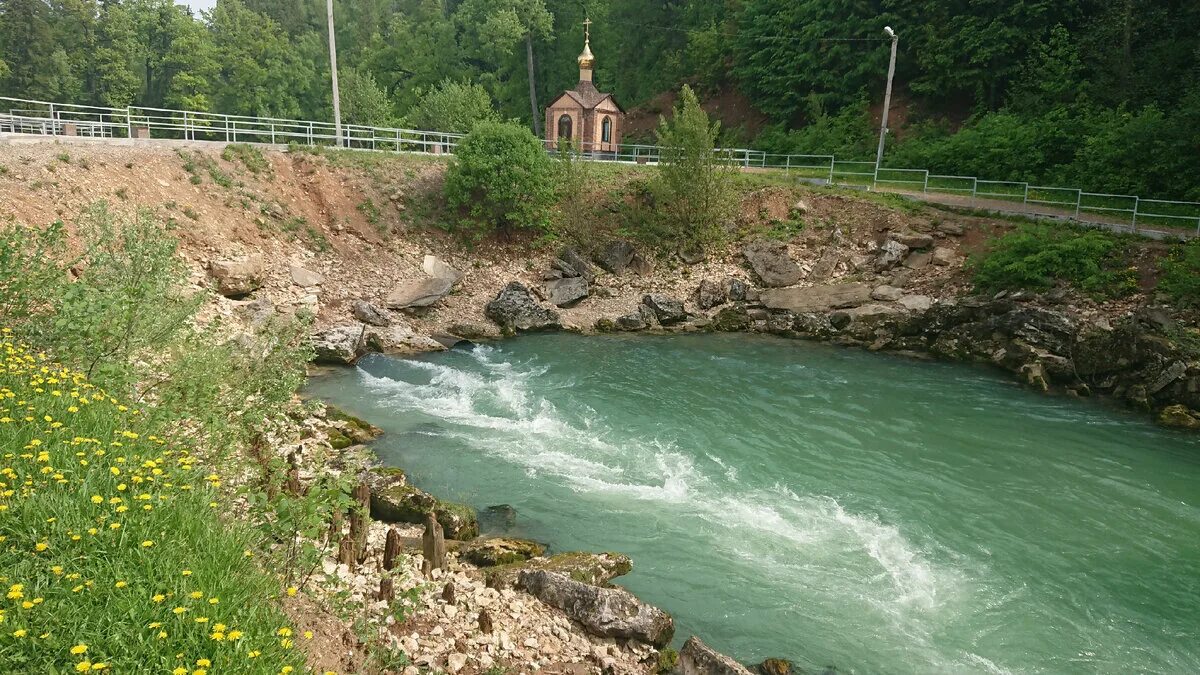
left=0, top=204, right=329, bottom=673
left=0, top=338, right=302, bottom=673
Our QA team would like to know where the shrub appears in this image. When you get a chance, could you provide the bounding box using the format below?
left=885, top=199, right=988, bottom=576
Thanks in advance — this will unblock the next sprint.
left=1158, top=239, right=1200, bottom=307
left=408, top=79, right=498, bottom=134
left=551, top=139, right=607, bottom=251
left=444, top=122, right=554, bottom=235
left=653, top=85, right=736, bottom=251
left=970, top=223, right=1137, bottom=297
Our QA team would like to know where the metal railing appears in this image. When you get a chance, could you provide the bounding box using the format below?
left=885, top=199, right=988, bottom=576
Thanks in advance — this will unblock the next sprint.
left=3, top=95, right=1197, bottom=239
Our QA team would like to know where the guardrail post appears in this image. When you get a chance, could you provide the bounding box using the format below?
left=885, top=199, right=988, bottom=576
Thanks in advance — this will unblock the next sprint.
left=271, top=122, right=276, bottom=145
left=922, top=171, right=929, bottom=193
left=224, top=117, right=230, bottom=142
left=1074, top=190, right=1081, bottom=219
left=48, top=103, right=56, bottom=136
left=1132, top=197, right=1140, bottom=233
left=125, top=107, right=132, bottom=139
left=307, top=122, right=313, bottom=146
left=1022, top=183, right=1029, bottom=206
left=827, top=158, right=835, bottom=184
left=970, top=178, right=978, bottom=201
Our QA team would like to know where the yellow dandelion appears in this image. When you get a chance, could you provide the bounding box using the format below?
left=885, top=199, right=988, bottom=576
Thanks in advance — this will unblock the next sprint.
left=172, top=606, right=187, bottom=615
left=151, top=594, right=165, bottom=603
left=286, top=586, right=298, bottom=597
left=172, top=669, right=187, bottom=675
left=304, top=630, right=313, bottom=640
left=74, top=660, right=91, bottom=672
left=227, top=629, right=243, bottom=640
left=114, top=581, right=127, bottom=588
left=70, top=644, right=88, bottom=655
left=141, top=540, right=153, bottom=548
left=12, top=629, right=27, bottom=637
left=189, top=591, right=203, bottom=599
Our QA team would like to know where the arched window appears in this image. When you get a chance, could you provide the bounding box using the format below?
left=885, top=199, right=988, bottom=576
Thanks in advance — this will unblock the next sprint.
left=601, top=116, right=612, bottom=143
left=557, top=114, right=573, bottom=140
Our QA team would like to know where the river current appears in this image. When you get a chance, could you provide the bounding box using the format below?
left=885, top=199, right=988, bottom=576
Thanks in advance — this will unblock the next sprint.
left=306, top=333, right=1200, bottom=674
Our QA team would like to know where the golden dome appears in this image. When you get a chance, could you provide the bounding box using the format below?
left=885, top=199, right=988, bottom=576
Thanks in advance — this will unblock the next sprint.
left=577, top=38, right=594, bottom=69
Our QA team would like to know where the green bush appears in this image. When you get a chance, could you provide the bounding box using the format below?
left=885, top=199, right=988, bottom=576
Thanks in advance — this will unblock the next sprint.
left=444, top=122, right=554, bottom=235
left=408, top=79, right=498, bottom=134
left=1159, top=239, right=1200, bottom=307
left=653, top=85, right=736, bottom=250
left=970, top=223, right=1137, bottom=297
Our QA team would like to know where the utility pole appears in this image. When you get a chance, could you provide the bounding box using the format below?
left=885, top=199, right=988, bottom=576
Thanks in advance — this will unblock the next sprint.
left=327, top=0, right=343, bottom=148
left=875, top=26, right=898, bottom=173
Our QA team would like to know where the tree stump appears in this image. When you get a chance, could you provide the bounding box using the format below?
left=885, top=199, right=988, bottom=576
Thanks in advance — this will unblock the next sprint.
left=442, top=581, right=456, bottom=604
left=283, top=453, right=302, bottom=496
left=337, top=533, right=355, bottom=568
left=378, top=577, right=394, bottom=602
left=421, top=512, right=446, bottom=575
left=383, top=527, right=402, bottom=571
left=348, top=480, right=371, bottom=564
left=327, top=506, right=343, bottom=547
left=478, top=608, right=493, bottom=634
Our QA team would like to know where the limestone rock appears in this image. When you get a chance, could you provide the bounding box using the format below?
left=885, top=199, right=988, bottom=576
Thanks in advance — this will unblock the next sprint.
left=518, top=570, right=674, bottom=647
left=484, top=282, right=561, bottom=333
left=742, top=240, right=802, bottom=287
left=761, top=283, right=872, bottom=313
left=559, top=247, right=596, bottom=282
left=757, top=658, right=793, bottom=675
left=289, top=264, right=324, bottom=287
left=897, top=294, right=933, bottom=312
left=484, top=551, right=632, bottom=590
left=695, top=280, right=728, bottom=310
left=629, top=253, right=654, bottom=276
left=871, top=285, right=904, bottom=302
left=595, top=240, right=636, bottom=275
left=725, top=278, right=752, bottom=302
left=874, top=239, right=909, bottom=272
left=352, top=300, right=391, bottom=327
left=642, top=294, right=687, bottom=325
left=937, top=221, right=965, bottom=236
left=235, top=297, right=275, bottom=326
left=710, top=306, right=751, bottom=332
left=209, top=255, right=265, bottom=297
left=679, top=244, right=706, bottom=265
left=386, top=276, right=453, bottom=311
left=891, top=231, right=934, bottom=249
left=673, top=636, right=754, bottom=675
left=311, top=324, right=376, bottom=365
left=931, top=247, right=958, bottom=267
left=1158, top=404, right=1200, bottom=429
left=460, top=538, right=547, bottom=567
left=903, top=251, right=932, bottom=269
left=327, top=406, right=384, bottom=444
left=615, top=312, right=648, bottom=331
left=447, top=322, right=500, bottom=340
left=368, top=476, right=479, bottom=540
left=1148, top=361, right=1187, bottom=394
left=545, top=277, right=589, bottom=307
left=422, top=255, right=462, bottom=284
left=370, top=325, right=447, bottom=355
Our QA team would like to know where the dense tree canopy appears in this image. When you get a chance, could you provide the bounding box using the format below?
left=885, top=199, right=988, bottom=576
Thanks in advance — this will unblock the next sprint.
left=0, top=0, right=1196, bottom=198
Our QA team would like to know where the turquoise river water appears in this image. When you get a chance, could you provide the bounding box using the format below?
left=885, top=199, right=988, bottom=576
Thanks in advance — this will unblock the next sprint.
left=306, top=333, right=1200, bottom=674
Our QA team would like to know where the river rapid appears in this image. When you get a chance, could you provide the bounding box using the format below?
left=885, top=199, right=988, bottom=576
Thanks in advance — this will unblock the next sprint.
left=306, top=333, right=1200, bottom=674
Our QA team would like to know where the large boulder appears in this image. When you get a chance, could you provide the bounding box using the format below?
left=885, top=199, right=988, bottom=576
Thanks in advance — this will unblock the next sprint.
left=518, top=570, right=674, bottom=647
left=545, top=277, right=590, bottom=307
left=484, top=282, right=561, bottom=332
left=871, top=285, right=904, bottom=302
left=761, top=283, right=872, bottom=313
left=695, top=279, right=728, bottom=310
left=460, top=537, right=546, bottom=567
left=742, top=240, right=802, bottom=288
left=351, top=300, right=391, bottom=327
left=367, top=470, right=479, bottom=540
left=710, top=306, right=752, bottom=332
left=209, top=255, right=265, bottom=297
left=673, top=636, right=754, bottom=675
left=371, top=325, right=447, bottom=355
left=386, top=276, right=453, bottom=311
left=616, top=311, right=649, bottom=331
left=422, top=255, right=462, bottom=284
left=484, top=551, right=633, bottom=590
left=1158, top=404, right=1200, bottom=429
left=874, top=239, right=909, bottom=271
left=890, top=231, right=934, bottom=249
left=325, top=405, right=384, bottom=444
left=595, top=240, right=636, bottom=275
left=642, top=294, right=687, bottom=325
left=311, top=325, right=377, bottom=365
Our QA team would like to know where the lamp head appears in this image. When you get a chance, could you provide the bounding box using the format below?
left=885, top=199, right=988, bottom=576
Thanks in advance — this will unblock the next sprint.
left=884, top=26, right=896, bottom=38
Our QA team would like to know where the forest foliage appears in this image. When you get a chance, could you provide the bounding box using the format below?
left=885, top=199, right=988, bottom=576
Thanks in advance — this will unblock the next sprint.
left=0, top=0, right=1197, bottom=200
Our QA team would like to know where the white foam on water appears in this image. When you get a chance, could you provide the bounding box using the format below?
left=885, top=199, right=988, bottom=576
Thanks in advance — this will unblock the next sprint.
left=359, top=348, right=963, bottom=656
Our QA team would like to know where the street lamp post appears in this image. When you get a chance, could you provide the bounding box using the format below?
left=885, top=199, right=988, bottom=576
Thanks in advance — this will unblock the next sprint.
left=327, top=0, right=343, bottom=148
left=874, top=26, right=898, bottom=177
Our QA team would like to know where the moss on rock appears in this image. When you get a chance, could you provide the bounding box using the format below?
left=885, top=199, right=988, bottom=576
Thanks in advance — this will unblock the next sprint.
left=460, top=537, right=547, bottom=567
left=484, top=550, right=633, bottom=588
left=328, top=429, right=353, bottom=450
left=326, top=404, right=384, bottom=443
left=366, top=470, right=479, bottom=540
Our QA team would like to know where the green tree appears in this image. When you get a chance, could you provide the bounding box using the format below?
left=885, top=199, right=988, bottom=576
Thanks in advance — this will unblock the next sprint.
left=444, top=121, right=555, bottom=235
left=653, top=85, right=736, bottom=250
left=208, top=0, right=308, bottom=117
left=94, top=3, right=142, bottom=107
left=339, top=68, right=393, bottom=126
left=408, top=79, right=498, bottom=133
